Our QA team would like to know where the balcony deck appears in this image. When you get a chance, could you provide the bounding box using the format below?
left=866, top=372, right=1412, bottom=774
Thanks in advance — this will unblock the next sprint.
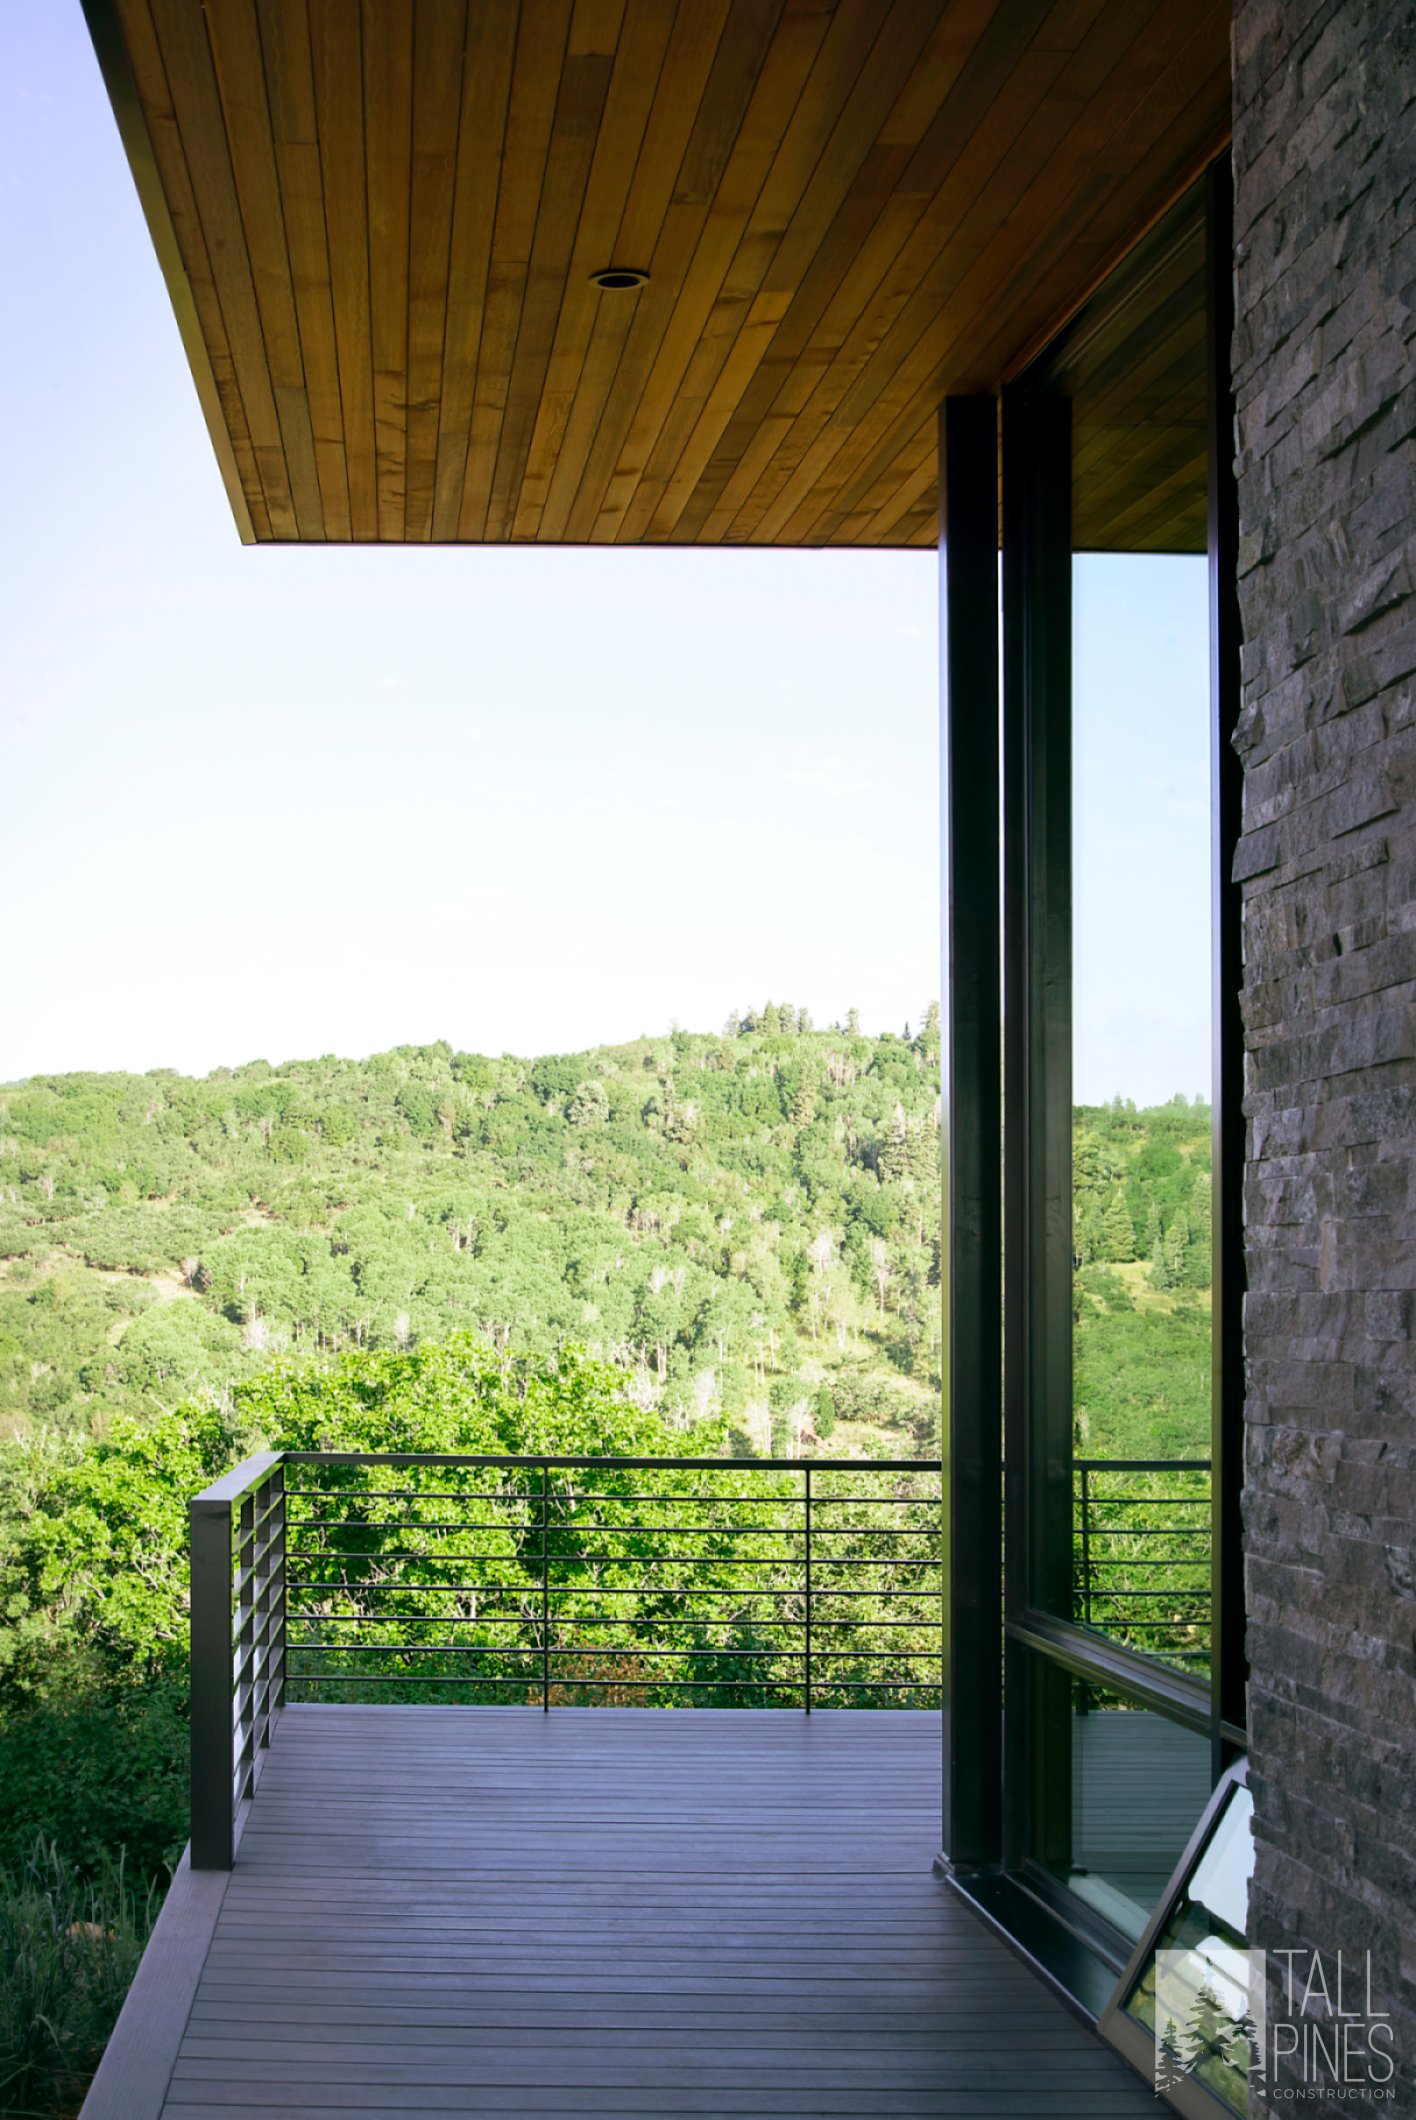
left=84, top=1705, right=1157, bottom=2118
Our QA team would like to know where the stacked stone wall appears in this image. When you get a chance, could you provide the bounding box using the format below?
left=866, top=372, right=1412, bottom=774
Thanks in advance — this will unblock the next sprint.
left=1232, top=0, right=1415, bottom=2098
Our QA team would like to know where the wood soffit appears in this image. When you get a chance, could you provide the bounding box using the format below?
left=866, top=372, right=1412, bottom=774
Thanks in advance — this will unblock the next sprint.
left=84, top=0, right=1231, bottom=549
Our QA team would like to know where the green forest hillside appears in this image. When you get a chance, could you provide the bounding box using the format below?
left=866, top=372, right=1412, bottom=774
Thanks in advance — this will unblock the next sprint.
left=0, top=1013, right=1212, bottom=1462
left=0, top=1012, right=946, bottom=1459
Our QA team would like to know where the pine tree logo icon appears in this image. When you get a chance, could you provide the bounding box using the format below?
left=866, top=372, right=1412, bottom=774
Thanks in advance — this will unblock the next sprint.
left=1153, top=1948, right=1267, bottom=2100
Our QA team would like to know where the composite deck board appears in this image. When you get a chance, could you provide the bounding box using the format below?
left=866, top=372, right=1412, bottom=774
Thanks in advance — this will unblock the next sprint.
left=154, top=1705, right=1155, bottom=2117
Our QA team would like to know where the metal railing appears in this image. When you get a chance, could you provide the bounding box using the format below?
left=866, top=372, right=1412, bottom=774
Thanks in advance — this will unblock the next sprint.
left=190, top=1450, right=942, bottom=1868
left=189, top=1452, right=287, bottom=1870
left=1072, top=1456, right=1211, bottom=1670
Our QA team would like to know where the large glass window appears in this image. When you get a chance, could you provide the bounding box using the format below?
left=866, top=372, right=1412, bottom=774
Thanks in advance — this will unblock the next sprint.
left=1014, top=183, right=1216, bottom=1675
left=994, top=170, right=1241, bottom=2001
left=1026, top=1664, right=1213, bottom=1948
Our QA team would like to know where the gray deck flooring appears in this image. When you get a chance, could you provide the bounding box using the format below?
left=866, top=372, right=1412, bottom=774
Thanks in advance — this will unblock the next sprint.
left=158, top=1705, right=1156, bottom=2118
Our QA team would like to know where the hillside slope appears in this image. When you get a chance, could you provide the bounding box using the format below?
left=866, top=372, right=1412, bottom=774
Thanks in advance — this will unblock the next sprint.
left=0, top=1012, right=1211, bottom=1460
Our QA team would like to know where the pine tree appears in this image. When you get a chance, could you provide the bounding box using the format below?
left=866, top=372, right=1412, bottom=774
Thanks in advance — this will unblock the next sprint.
left=1155, top=2017, right=1188, bottom=2092
left=762, top=1001, right=782, bottom=1035
left=1100, top=1191, right=1135, bottom=1263
left=791, top=1066, right=819, bottom=1130
left=846, top=1007, right=861, bottom=1035
left=1184, top=1977, right=1233, bottom=2075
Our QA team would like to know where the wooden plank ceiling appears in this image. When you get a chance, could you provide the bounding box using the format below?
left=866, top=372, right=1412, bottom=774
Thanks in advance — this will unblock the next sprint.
left=87, top=0, right=1231, bottom=548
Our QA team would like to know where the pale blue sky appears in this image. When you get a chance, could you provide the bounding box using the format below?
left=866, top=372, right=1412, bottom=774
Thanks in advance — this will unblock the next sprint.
left=0, top=4, right=1208, bottom=1105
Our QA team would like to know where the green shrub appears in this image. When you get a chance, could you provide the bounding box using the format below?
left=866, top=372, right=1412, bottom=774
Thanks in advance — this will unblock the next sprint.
left=0, top=1839, right=161, bottom=2118
left=0, top=1681, right=188, bottom=1882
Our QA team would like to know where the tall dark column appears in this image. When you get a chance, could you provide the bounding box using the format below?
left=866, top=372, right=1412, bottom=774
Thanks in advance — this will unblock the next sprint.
left=939, top=395, right=1002, bottom=1872
left=1000, top=385, right=1073, bottom=1872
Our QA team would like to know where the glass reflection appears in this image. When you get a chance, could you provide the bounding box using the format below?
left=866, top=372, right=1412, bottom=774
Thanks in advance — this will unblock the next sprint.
left=1037, top=1674, right=1213, bottom=1947
left=1071, top=550, right=1214, bottom=1674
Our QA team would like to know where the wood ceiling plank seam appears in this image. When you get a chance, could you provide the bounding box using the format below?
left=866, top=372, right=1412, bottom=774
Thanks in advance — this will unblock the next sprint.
left=732, top=37, right=1089, bottom=547
left=575, top=0, right=802, bottom=540
left=430, top=3, right=518, bottom=541
left=559, top=0, right=784, bottom=546
left=778, top=1, right=1207, bottom=545
left=994, top=149, right=1229, bottom=385
left=1078, top=440, right=1208, bottom=549
left=1073, top=432, right=1190, bottom=512
left=669, top=0, right=790, bottom=208
left=987, top=43, right=1232, bottom=377
left=714, top=1, right=1072, bottom=542
left=513, top=0, right=673, bottom=539
left=1081, top=425, right=1208, bottom=508
left=99, top=0, right=265, bottom=540
left=1070, top=7, right=1232, bottom=188
left=848, top=418, right=937, bottom=542
left=763, top=0, right=1204, bottom=546
left=1026, top=0, right=1112, bottom=59
left=1085, top=453, right=1207, bottom=553
left=623, top=0, right=918, bottom=542
left=693, top=410, right=801, bottom=540
left=544, top=0, right=739, bottom=540
left=675, top=0, right=999, bottom=541
left=255, top=0, right=352, bottom=540
left=590, top=2, right=835, bottom=542
left=830, top=209, right=1195, bottom=546
left=144, top=0, right=298, bottom=537
left=457, top=0, right=575, bottom=542
left=308, top=0, right=378, bottom=539
left=484, top=44, right=617, bottom=541
left=764, top=0, right=1186, bottom=544
left=404, top=0, right=469, bottom=543
left=204, top=0, right=325, bottom=539
left=642, top=0, right=949, bottom=543
left=568, top=0, right=627, bottom=61
left=832, top=414, right=935, bottom=531
left=361, top=0, right=414, bottom=539
left=682, top=33, right=1015, bottom=543
left=684, top=149, right=922, bottom=541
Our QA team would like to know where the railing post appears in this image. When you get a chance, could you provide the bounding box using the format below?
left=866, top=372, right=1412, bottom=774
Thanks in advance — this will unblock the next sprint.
left=1079, top=1463, right=1092, bottom=1630
left=190, top=1494, right=234, bottom=1871
left=804, top=1465, right=812, bottom=1715
left=541, top=1461, right=550, bottom=1712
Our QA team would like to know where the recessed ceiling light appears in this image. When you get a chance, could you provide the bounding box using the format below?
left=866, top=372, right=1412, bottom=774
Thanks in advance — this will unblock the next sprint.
left=589, top=267, right=649, bottom=290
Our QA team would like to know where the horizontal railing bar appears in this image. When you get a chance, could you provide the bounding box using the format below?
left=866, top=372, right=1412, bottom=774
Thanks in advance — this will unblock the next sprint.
left=1074, top=1527, right=1212, bottom=1540
left=290, top=1646, right=811, bottom=1663
left=1075, top=1557, right=1211, bottom=1569
left=285, top=1548, right=532, bottom=1562
left=1073, top=1458, right=1210, bottom=1473
left=288, top=1674, right=939, bottom=1692
left=287, top=1613, right=944, bottom=1633
left=1076, top=1498, right=1209, bottom=1512
left=284, top=1489, right=539, bottom=1503
left=282, top=1451, right=941, bottom=1472
left=286, top=1580, right=537, bottom=1595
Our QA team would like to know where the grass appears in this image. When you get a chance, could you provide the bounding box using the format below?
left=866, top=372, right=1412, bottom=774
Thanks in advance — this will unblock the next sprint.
left=0, top=1840, right=162, bottom=2120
